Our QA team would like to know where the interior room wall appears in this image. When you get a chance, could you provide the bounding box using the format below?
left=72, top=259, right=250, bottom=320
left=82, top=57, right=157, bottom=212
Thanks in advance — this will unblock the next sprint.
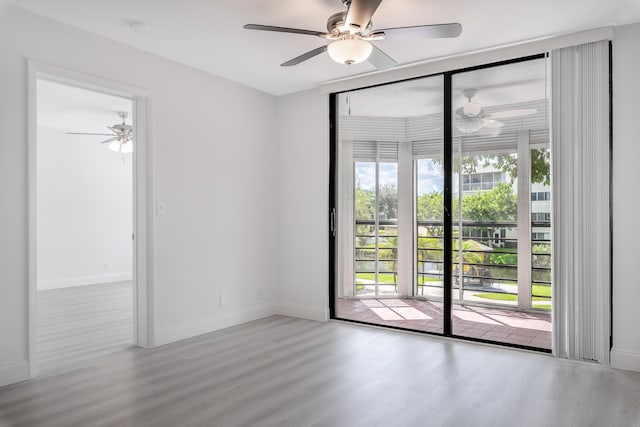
left=0, top=6, right=278, bottom=386
left=611, top=22, right=640, bottom=371
left=276, top=89, right=329, bottom=321
left=36, top=126, right=133, bottom=290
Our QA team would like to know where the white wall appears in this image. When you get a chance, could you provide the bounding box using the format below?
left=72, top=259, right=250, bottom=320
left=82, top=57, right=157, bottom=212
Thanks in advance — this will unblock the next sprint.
left=36, top=126, right=133, bottom=290
left=276, top=89, right=329, bottom=321
left=0, top=6, right=278, bottom=386
left=611, top=22, right=640, bottom=371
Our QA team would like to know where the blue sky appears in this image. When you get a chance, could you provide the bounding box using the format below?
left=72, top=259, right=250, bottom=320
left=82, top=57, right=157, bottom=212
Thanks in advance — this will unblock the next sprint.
left=355, top=160, right=445, bottom=195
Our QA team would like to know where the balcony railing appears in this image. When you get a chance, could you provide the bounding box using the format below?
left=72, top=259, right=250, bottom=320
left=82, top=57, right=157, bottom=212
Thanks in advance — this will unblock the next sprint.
left=355, top=219, right=398, bottom=295
left=354, top=219, right=552, bottom=308
left=417, top=220, right=551, bottom=309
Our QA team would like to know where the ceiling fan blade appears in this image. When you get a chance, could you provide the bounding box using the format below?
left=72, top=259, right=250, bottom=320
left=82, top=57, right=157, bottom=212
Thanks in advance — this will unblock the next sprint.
left=100, top=137, right=118, bottom=144
left=345, top=0, right=383, bottom=31
left=243, top=24, right=329, bottom=38
left=66, top=132, right=114, bottom=136
left=379, top=23, right=462, bottom=40
left=281, top=45, right=328, bottom=67
left=489, top=108, right=538, bottom=119
left=368, top=44, right=397, bottom=70
left=481, top=119, right=505, bottom=129
left=479, top=126, right=503, bottom=138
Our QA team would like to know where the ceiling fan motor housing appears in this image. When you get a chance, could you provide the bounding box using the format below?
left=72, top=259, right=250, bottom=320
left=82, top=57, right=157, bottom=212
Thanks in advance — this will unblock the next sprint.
left=327, top=11, right=372, bottom=37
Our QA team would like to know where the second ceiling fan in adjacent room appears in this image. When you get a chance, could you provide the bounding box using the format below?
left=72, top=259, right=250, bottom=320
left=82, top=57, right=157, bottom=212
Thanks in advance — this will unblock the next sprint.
left=67, top=111, right=133, bottom=154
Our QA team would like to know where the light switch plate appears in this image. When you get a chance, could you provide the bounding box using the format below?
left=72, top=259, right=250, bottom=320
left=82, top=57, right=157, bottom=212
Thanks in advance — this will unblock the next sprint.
left=156, top=201, right=167, bottom=216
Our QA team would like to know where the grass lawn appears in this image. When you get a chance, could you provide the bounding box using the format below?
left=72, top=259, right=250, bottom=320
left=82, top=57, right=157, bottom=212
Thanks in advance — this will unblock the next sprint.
left=417, top=276, right=441, bottom=284
left=532, top=284, right=551, bottom=297
left=474, top=292, right=551, bottom=311
left=356, top=273, right=396, bottom=284
left=498, top=283, right=551, bottom=298
left=356, top=273, right=442, bottom=285
left=474, top=293, right=548, bottom=302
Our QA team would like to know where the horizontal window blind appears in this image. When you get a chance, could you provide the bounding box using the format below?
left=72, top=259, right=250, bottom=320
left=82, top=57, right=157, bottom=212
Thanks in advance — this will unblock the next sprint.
left=353, top=141, right=398, bottom=162
left=412, top=139, right=442, bottom=158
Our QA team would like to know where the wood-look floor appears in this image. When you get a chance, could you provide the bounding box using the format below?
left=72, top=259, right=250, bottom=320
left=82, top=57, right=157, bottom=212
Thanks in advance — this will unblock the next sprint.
left=2, top=315, right=639, bottom=427
left=37, top=281, right=133, bottom=376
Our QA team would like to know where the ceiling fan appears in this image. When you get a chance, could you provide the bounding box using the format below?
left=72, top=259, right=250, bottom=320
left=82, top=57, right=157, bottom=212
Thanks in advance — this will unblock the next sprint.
left=455, top=89, right=538, bottom=135
left=67, top=112, right=133, bottom=154
left=244, top=0, right=462, bottom=69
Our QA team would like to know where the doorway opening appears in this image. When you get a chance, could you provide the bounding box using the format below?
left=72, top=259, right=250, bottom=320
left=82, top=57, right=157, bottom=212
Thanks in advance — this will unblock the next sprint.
left=331, top=55, right=552, bottom=351
left=36, top=80, right=133, bottom=375
left=28, top=63, right=150, bottom=377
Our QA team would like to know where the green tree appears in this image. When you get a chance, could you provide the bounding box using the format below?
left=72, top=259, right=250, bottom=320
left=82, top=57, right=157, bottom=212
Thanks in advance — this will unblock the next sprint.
left=355, top=183, right=375, bottom=248
left=416, top=191, right=443, bottom=236
left=457, top=149, right=551, bottom=186
left=355, top=184, right=375, bottom=220
left=416, top=182, right=517, bottom=224
left=378, top=183, right=398, bottom=220
left=417, top=192, right=443, bottom=221
left=462, top=182, right=517, bottom=222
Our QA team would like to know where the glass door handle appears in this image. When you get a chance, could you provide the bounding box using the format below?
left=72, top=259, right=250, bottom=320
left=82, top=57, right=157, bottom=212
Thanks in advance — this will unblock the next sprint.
left=330, top=208, right=336, bottom=237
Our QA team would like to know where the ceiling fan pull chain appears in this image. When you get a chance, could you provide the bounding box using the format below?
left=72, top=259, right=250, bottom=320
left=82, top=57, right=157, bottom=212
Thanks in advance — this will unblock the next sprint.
left=347, top=63, right=352, bottom=116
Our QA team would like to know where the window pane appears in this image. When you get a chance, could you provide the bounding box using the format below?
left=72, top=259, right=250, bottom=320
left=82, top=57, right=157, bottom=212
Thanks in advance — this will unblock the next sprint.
left=355, top=162, right=375, bottom=221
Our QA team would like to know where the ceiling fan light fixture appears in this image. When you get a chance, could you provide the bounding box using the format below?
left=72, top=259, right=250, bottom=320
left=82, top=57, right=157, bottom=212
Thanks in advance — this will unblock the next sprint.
left=108, top=140, right=122, bottom=152
left=327, top=38, right=372, bottom=65
left=120, top=140, right=133, bottom=154
left=455, top=118, right=483, bottom=134
left=462, top=101, right=482, bottom=117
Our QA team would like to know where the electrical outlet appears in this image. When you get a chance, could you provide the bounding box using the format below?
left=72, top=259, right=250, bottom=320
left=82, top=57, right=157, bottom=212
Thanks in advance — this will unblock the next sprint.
left=258, top=288, right=264, bottom=299
left=219, top=292, right=224, bottom=307
left=104, top=263, right=109, bottom=272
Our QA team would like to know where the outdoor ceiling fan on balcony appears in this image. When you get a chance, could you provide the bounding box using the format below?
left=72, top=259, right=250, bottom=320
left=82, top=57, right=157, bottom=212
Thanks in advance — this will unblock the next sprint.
left=67, top=111, right=133, bottom=154
left=243, top=0, right=462, bottom=69
left=455, top=89, right=538, bottom=135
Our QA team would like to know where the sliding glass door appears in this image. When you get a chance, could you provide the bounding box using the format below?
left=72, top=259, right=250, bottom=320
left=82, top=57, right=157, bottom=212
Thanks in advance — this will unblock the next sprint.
left=450, top=58, right=551, bottom=347
left=332, top=55, right=551, bottom=350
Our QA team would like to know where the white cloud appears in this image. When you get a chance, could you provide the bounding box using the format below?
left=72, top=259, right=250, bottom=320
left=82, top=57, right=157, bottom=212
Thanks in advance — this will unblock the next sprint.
left=355, top=163, right=375, bottom=190
left=417, top=159, right=444, bottom=195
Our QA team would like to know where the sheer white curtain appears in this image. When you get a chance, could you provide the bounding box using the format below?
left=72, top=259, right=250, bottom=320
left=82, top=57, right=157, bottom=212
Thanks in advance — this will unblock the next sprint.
left=551, top=40, right=610, bottom=363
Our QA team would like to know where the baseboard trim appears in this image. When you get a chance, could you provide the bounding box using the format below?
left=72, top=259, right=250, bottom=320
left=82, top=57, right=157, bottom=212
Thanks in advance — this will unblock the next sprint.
left=611, top=348, right=640, bottom=372
left=154, top=303, right=278, bottom=347
left=0, top=361, right=29, bottom=388
left=37, top=273, right=133, bottom=290
left=276, top=303, right=329, bottom=322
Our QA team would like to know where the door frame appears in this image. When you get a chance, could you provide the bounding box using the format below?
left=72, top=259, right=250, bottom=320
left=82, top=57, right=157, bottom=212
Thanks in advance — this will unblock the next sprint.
left=27, top=60, right=154, bottom=378
left=328, top=53, right=551, bottom=352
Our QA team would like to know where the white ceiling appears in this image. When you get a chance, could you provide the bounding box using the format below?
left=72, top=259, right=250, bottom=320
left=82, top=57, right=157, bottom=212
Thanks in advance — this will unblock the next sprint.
left=38, top=79, right=132, bottom=133
left=12, top=0, right=640, bottom=95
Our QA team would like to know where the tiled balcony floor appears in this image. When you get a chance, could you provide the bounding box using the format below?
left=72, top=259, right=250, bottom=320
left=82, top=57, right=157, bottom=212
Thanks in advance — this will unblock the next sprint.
left=336, top=298, right=551, bottom=350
